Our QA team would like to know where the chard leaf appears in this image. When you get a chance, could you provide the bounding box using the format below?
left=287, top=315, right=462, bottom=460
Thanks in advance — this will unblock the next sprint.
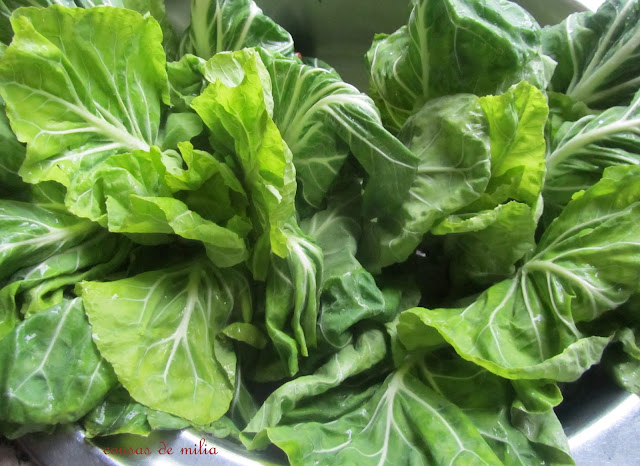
left=65, top=146, right=249, bottom=267
left=82, top=386, right=151, bottom=438
left=259, top=53, right=382, bottom=210
left=158, top=113, right=203, bottom=151
left=433, top=202, right=537, bottom=289
left=259, top=50, right=424, bottom=263
left=0, top=298, right=117, bottom=431
left=0, top=199, right=98, bottom=281
left=0, top=230, right=131, bottom=323
left=0, top=6, right=169, bottom=186
left=242, top=328, right=389, bottom=449
left=543, top=0, right=640, bottom=108
left=179, top=0, right=294, bottom=60
left=546, top=91, right=597, bottom=143
left=78, top=259, right=251, bottom=426
left=0, top=0, right=177, bottom=58
left=0, top=105, right=26, bottom=198
left=429, top=82, right=547, bottom=289
left=265, top=220, right=323, bottom=375
left=244, top=355, right=502, bottom=465
left=532, top=165, right=640, bottom=322
left=301, top=185, right=390, bottom=348
left=360, top=93, right=491, bottom=271
left=544, top=88, right=640, bottom=216
left=192, top=49, right=296, bottom=267
left=475, top=81, right=548, bottom=209
left=400, top=165, right=640, bottom=381
left=167, top=54, right=207, bottom=111
left=366, top=0, right=553, bottom=131
left=418, top=352, right=574, bottom=465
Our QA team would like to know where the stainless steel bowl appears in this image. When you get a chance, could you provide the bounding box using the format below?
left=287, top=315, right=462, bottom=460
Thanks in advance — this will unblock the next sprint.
left=17, top=1, right=640, bottom=464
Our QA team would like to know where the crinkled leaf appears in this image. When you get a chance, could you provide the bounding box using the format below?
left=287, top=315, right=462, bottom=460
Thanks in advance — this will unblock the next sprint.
left=418, top=352, right=574, bottom=465
left=167, top=53, right=207, bottom=110
left=259, top=53, right=366, bottom=209
left=65, top=146, right=249, bottom=267
left=366, top=0, right=553, bottom=131
left=259, top=50, right=426, bottom=262
left=192, top=49, right=296, bottom=268
left=474, top=81, right=548, bottom=209
left=0, top=1, right=177, bottom=58
left=428, top=82, right=547, bottom=289
left=399, top=283, right=611, bottom=382
left=242, top=328, right=388, bottom=449
left=0, top=6, right=169, bottom=186
left=179, top=0, right=293, bottom=60
left=158, top=113, right=203, bottom=151
left=301, top=186, right=389, bottom=348
left=0, top=230, right=131, bottom=323
left=78, top=260, right=251, bottom=426
left=0, top=298, right=117, bottom=430
left=546, top=91, right=596, bottom=144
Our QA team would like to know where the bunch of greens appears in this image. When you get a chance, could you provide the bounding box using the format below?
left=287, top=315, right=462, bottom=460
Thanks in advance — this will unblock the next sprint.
left=1, top=0, right=640, bottom=464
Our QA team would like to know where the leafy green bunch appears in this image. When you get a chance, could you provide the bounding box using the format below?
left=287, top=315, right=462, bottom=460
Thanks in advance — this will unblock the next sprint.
left=1, top=0, right=640, bottom=465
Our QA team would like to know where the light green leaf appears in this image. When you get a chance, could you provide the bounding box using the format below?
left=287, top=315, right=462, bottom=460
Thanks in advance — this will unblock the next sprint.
left=192, top=48, right=296, bottom=265
left=0, top=1, right=178, bottom=58
left=0, top=298, right=117, bottom=429
left=475, top=81, right=548, bottom=209
left=78, top=259, right=249, bottom=425
left=158, top=113, right=203, bottom=151
left=222, top=322, right=268, bottom=349
left=0, top=6, right=169, bottom=186
left=65, top=147, right=249, bottom=268
left=179, top=0, right=294, bottom=60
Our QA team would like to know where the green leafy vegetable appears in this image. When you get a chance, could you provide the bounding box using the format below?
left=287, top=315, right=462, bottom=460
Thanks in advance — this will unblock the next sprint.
left=179, top=0, right=293, bottom=59
left=543, top=0, right=640, bottom=108
left=400, top=165, right=640, bottom=381
left=0, top=298, right=116, bottom=437
left=366, top=0, right=554, bottom=131
left=544, top=88, right=640, bottom=216
left=1, top=0, right=639, bottom=464
left=82, top=386, right=152, bottom=438
left=78, top=259, right=250, bottom=426
left=0, top=6, right=169, bottom=186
